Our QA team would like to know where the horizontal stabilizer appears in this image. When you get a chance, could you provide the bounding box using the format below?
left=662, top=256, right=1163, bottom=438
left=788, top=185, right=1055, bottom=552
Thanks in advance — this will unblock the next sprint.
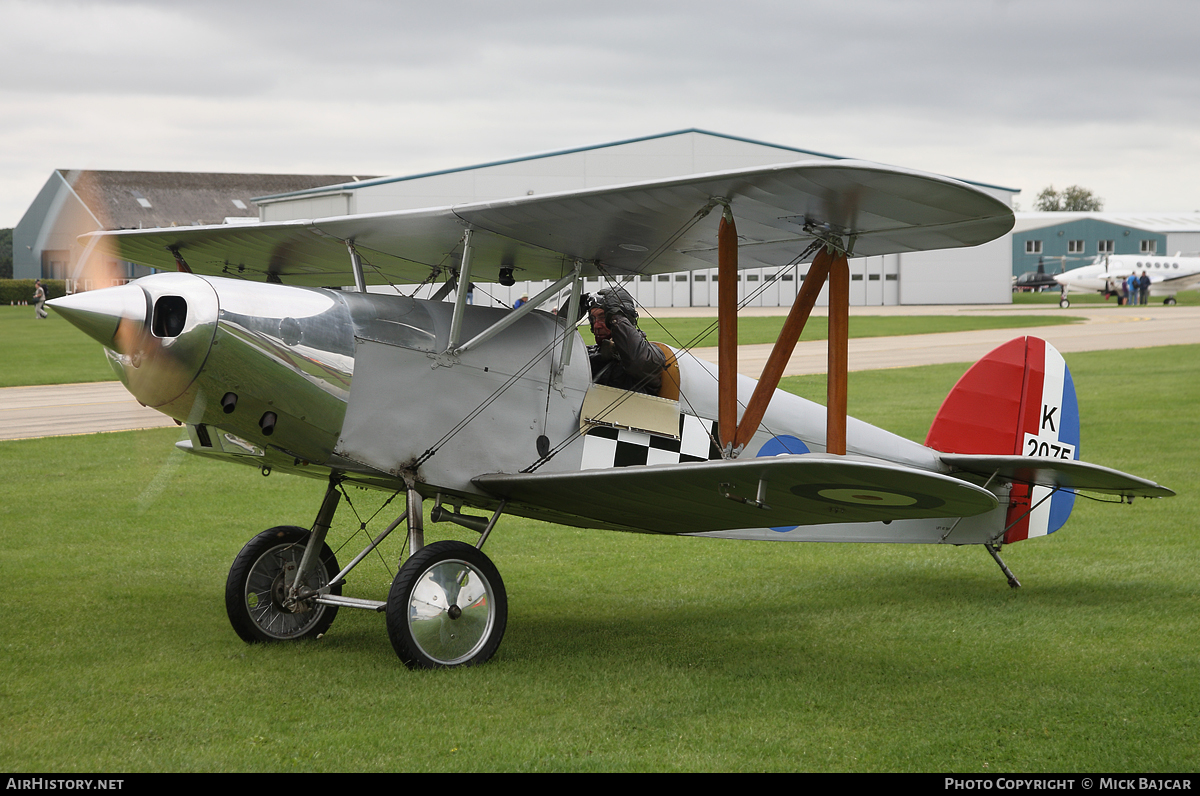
left=939, top=454, right=1174, bottom=498
left=474, top=453, right=998, bottom=535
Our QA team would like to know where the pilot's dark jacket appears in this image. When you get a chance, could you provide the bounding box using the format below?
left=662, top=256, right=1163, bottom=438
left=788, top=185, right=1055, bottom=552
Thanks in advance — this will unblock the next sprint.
left=587, top=314, right=666, bottom=396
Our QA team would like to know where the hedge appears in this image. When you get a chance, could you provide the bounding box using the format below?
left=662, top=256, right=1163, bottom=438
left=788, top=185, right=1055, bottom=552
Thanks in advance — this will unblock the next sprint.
left=0, top=279, right=68, bottom=305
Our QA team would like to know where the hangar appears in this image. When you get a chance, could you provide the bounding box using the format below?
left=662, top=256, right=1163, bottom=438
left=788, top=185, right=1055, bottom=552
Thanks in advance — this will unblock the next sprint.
left=13, top=170, right=374, bottom=284
left=1012, top=212, right=1200, bottom=279
left=255, top=130, right=1020, bottom=307
left=12, top=131, right=1019, bottom=305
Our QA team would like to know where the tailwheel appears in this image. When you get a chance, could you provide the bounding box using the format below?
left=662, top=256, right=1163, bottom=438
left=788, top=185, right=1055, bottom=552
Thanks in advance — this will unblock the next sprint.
left=386, top=540, right=507, bottom=669
left=225, top=526, right=341, bottom=643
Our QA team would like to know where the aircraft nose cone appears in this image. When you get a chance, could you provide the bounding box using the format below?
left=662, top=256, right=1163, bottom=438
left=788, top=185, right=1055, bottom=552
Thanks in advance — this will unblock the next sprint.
left=47, top=284, right=147, bottom=350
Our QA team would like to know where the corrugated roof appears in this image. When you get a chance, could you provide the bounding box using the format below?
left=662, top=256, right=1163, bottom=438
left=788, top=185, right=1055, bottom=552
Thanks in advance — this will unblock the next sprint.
left=59, top=170, right=378, bottom=230
left=253, top=129, right=1019, bottom=203
left=1014, top=211, right=1200, bottom=234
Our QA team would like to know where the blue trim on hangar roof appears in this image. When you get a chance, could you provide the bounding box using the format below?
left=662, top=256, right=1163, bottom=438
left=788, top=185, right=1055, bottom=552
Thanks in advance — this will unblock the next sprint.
left=252, top=129, right=1019, bottom=202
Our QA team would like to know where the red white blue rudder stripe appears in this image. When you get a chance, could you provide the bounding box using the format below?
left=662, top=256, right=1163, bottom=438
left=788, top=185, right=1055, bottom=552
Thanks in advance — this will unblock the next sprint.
left=925, top=337, right=1080, bottom=542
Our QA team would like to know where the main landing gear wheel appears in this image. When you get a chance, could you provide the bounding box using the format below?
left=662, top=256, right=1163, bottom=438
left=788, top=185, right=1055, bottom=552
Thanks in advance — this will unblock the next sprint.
left=225, top=526, right=341, bottom=643
left=1165, top=297, right=1177, bottom=305
left=386, top=540, right=507, bottom=669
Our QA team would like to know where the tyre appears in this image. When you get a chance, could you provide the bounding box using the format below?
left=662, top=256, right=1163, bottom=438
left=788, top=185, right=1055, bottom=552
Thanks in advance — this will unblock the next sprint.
left=1059, top=298, right=1070, bottom=308
left=1165, top=297, right=1177, bottom=305
left=225, top=526, right=341, bottom=643
left=386, top=540, right=507, bottom=669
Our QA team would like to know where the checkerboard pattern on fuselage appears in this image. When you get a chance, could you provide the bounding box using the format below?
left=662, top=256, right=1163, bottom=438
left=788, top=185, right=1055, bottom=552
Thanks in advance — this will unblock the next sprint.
left=580, top=413, right=721, bottom=470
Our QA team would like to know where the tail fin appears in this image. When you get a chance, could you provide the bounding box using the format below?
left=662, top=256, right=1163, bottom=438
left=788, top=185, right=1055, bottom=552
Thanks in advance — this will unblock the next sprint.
left=925, top=337, right=1080, bottom=542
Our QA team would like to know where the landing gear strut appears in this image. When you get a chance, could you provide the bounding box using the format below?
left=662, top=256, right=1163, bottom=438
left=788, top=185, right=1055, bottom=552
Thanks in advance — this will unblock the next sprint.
left=223, top=474, right=509, bottom=668
left=384, top=488, right=508, bottom=668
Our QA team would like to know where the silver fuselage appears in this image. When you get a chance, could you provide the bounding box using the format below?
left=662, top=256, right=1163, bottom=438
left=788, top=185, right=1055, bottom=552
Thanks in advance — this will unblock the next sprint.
left=58, top=272, right=994, bottom=541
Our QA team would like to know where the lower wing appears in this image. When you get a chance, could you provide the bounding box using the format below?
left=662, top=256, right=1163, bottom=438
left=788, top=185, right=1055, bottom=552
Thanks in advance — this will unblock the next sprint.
left=473, top=453, right=998, bottom=535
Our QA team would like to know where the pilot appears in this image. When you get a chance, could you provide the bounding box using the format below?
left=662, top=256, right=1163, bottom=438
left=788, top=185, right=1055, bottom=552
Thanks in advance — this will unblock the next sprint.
left=579, top=287, right=666, bottom=395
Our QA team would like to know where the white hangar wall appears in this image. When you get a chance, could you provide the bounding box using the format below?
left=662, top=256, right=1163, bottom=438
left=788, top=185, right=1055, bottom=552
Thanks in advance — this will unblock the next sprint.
left=257, top=130, right=1017, bottom=307
left=1167, top=232, right=1200, bottom=253
left=472, top=241, right=1012, bottom=310
left=258, top=131, right=844, bottom=220
left=898, top=237, right=1014, bottom=305
left=354, top=133, right=838, bottom=214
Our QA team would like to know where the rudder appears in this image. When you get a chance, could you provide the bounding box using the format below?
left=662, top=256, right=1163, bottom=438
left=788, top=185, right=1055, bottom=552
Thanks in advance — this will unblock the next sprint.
left=925, top=337, right=1080, bottom=542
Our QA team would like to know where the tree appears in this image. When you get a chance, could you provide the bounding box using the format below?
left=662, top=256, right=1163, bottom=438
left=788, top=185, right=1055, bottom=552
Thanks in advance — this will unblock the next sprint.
left=1034, top=185, right=1104, bottom=212
left=0, top=228, right=12, bottom=280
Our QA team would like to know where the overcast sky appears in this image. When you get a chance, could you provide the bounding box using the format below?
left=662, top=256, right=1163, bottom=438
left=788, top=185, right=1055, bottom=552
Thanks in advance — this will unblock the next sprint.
left=3, top=0, right=1199, bottom=227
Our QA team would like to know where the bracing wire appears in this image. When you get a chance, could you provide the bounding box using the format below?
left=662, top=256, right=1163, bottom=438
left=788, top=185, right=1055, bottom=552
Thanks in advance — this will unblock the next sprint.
left=588, top=240, right=825, bottom=454
left=331, top=482, right=407, bottom=574
left=412, top=330, right=568, bottom=469
left=523, top=250, right=813, bottom=472
left=520, top=235, right=834, bottom=471
left=409, top=201, right=828, bottom=472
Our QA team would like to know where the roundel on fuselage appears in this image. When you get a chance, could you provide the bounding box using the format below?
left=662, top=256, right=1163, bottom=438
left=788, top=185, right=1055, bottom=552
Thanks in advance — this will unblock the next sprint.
left=756, top=434, right=810, bottom=458
left=756, top=435, right=810, bottom=532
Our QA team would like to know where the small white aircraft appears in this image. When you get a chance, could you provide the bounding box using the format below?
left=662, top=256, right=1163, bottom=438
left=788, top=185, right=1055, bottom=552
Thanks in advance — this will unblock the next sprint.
left=1054, top=253, right=1200, bottom=307
left=49, top=159, right=1173, bottom=668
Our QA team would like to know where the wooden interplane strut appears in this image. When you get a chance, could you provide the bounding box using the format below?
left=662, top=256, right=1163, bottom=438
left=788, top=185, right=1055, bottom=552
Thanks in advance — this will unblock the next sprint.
left=717, top=209, right=739, bottom=455
left=732, top=248, right=833, bottom=451
left=826, top=252, right=849, bottom=455
left=714, top=207, right=851, bottom=457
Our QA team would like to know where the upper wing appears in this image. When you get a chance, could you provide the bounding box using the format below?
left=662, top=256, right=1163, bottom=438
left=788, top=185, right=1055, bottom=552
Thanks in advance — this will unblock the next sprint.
left=84, top=159, right=1014, bottom=287
left=938, top=454, right=1174, bottom=498
left=473, top=453, right=999, bottom=534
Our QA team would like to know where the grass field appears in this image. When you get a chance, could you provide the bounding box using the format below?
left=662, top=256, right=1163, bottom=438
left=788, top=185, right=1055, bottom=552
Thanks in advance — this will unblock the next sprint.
left=637, top=313, right=1078, bottom=349
left=0, top=305, right=115, bottom=387
left=1, top=345, right=1195, bottom=772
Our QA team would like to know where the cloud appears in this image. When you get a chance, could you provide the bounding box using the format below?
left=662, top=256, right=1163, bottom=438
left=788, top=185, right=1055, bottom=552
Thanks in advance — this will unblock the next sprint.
left=3, top=0, right=1199, bottom=225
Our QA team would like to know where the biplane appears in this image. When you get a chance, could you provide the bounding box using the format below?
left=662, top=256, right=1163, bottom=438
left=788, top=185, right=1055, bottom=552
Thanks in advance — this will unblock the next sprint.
left=49, top=159, right=1174, bottom=668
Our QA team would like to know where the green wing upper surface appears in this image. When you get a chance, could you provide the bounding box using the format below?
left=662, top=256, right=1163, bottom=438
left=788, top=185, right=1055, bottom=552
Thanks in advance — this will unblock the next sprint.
left=474, top=454, right=999, bottom=535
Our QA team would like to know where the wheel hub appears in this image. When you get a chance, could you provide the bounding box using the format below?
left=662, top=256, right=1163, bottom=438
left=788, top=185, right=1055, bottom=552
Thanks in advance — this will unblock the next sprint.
left=226, top=528, right=341, bottom=644
left=271, top=565, right=311, bottom=614
left=385, top=540, right=508, bottom=669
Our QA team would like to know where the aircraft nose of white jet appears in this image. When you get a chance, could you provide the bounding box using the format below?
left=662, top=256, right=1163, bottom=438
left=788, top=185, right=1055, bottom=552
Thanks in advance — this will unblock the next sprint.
left=47, top=284, right=147, bottom=350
